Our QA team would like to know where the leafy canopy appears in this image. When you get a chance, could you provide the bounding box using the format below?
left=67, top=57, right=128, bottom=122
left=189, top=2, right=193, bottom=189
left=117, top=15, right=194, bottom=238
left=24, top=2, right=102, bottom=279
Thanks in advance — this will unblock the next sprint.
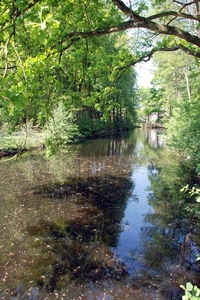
left=1, top=0, right=200, bottom=129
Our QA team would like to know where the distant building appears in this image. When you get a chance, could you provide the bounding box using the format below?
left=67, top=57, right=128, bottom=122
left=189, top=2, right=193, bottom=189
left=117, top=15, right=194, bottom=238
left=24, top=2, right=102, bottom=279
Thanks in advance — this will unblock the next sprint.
left=148, top=112, right=158, bottom=122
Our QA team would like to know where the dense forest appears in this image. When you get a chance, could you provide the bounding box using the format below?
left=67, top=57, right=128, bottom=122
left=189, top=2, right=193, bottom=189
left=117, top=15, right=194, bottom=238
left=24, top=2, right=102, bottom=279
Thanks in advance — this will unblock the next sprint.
left=0, top=0, right=200, bottom=173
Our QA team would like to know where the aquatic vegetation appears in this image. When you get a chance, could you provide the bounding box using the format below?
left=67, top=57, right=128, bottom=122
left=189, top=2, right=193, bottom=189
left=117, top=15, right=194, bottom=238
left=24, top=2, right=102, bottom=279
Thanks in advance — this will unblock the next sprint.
left=24, top=174, right=134, bottom=291
left=0, top=129, right=199, bottom=299
left=26, top=216, right=128, bottom=291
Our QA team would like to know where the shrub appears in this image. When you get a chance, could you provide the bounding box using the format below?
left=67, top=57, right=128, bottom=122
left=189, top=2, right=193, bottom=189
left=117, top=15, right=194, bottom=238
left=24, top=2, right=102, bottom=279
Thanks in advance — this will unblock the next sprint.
left=45, top=102, right=80, bottom=155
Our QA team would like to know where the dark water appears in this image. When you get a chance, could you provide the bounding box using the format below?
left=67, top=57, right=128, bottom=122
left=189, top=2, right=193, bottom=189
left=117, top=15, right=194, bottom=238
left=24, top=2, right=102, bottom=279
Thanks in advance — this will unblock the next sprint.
left=0, top=128, right=199, bottom=300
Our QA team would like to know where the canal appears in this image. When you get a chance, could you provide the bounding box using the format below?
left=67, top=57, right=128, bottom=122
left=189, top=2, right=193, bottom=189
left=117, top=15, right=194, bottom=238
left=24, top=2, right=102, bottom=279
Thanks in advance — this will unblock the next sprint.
left=0, top=128, right=199, bottom=299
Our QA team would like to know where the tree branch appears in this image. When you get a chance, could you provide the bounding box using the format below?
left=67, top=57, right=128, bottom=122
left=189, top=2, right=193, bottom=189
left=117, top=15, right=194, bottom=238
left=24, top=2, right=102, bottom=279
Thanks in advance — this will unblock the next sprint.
left=0, top=0, right=40, bottom=30
left=51, top=1, right=200, bottom=50
left=116, top=44, right=200, bottom=72
left=148, top=11, right=199, bottom=22
left=111, top=0, right=200, bottom=48
left=55, top=17, right=200, bottom=50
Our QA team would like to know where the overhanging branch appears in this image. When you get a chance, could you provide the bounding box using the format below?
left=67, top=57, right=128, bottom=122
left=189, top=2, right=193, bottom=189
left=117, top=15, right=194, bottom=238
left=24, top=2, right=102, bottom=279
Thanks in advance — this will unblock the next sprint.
left=148, top=11, right=199, bottom=22
left=52, top=16, right=200, bottom=56
left=0, top=0, right=40, bottom=30
left=51, top=0, right=200, bottom=53
left=111, top=0, right=200, bottom=48
left=116, top=44, right=200, bottom=72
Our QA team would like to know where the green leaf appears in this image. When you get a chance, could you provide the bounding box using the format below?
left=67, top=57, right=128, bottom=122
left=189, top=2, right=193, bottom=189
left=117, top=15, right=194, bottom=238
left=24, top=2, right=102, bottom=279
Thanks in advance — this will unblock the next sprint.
left=41, top=21, right=46, bottom=30
left=186, top=282, right=193, bottom=292
left=12, top=94, right=28, bottom=110
left=5, top=90, right=14, bottom=98
left=196, top=197, right=200, bottom=203
left=182, top=294, right=190, bottom=300
left=38, top=30, right=46, bottom=42
left=196, top=254, right=200, bottom=261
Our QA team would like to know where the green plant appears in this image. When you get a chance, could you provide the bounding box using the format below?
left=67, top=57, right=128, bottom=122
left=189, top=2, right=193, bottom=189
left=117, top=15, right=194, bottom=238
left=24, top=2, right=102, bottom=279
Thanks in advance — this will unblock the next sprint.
left=180, top=185, right=200, bottom=203
left=180, top=187, right=200, bottom=299
left=180, top=282, right=200, bottom=299
left=45, top=102, right=81, bottom=156
left=180, top=184, right=200, bottom=220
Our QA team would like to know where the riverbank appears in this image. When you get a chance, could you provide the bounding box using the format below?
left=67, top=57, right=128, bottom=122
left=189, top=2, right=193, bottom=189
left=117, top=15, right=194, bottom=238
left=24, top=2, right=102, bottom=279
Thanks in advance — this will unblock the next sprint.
left=0, top=126, right=136, bottom=158
left=0, top=131, right=46, bottom=157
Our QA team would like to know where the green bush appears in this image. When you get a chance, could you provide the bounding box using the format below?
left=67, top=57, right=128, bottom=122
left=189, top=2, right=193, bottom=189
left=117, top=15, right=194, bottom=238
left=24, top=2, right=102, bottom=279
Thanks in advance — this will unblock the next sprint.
left=166, top=98, right=200, bottom=175
left=180, top=187, right=200, bottom=299
left=78, top=116, right=114, bottom=137
left=45, top=102, right=80, bottom=155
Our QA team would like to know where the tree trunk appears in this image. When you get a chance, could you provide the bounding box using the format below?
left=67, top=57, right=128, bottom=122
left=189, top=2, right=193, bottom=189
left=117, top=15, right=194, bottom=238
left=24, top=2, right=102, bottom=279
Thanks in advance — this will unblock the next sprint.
left=184, top=67, right=191, bottom=101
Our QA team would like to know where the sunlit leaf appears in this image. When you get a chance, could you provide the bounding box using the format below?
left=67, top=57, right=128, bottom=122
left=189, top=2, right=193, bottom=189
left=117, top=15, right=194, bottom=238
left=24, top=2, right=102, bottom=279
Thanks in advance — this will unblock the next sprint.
left=41, top=21, right=46, bottom=30
left=186, top=282, right=193, bottom=292
left=196, top=197, right=200, bottom=203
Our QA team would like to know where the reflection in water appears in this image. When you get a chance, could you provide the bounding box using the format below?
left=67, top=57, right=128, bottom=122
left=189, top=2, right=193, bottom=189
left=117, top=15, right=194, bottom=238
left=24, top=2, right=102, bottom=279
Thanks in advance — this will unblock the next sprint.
left=0, top=128, right=199, bottom=299
left=25, top=175, right=132, bottom=292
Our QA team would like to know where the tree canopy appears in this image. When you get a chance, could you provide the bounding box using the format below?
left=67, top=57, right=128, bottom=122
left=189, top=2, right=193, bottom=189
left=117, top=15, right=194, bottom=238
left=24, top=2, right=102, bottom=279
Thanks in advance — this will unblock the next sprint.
left=1, top=0, right=200, bottom=77
left=0, top=0, right=200, bottom=156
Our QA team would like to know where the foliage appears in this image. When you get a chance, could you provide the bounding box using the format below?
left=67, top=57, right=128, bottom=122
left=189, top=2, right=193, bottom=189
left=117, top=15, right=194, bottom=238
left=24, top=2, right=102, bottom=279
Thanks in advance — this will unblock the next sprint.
left=0, top=121, right=45, bottom=152
left=147, top=51, right=200, bottom=176
left=179, top=184, right=200, bottom=300
left=78, top=116, right=114, bottom=137
left=0, top=1, right=137, bottom=148
left=181, top=185, right=200, bottom=203
left=180, top=184, right=200, bottom=220
left=152, top=51, right=197, bottom=116
left=1, top=0, right=200, bottom=154
left=136, top=86, right=164, bottom=123
left=0, top=132, right=44, bottom=153
left=45, top=102, right=80, bottom=156
left=166, top=97, right=200, bottom=174
left=180, top=282, right=200, bottom=299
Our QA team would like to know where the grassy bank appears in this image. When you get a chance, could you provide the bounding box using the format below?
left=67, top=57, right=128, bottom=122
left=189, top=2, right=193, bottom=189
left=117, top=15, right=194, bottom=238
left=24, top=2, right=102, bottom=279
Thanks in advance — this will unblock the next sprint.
left=0, top=127, right=129, bottom=157
left=0, top=131, right=46, bottom=156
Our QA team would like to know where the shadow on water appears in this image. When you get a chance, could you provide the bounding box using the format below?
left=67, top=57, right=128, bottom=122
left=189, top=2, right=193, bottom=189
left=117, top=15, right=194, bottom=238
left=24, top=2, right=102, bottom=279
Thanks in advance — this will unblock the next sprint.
left=0, top=128, right=200, bottom=299
left=25, top=175, right=133, bottom=292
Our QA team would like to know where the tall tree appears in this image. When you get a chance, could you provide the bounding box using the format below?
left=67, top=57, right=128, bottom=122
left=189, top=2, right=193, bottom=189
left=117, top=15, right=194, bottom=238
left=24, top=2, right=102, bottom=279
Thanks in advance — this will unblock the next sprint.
left=1, top=0, right=200, bottom=79
left=1, top=0, right=200, bottom=133
left=152, top=51, right=199, bottom=116
left=148, top=50, right=200, bottom=173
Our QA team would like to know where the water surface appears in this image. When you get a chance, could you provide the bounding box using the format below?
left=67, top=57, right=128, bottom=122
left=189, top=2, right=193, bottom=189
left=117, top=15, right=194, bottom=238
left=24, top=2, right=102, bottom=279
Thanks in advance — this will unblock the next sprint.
left=0, top=128, right=199, bottom=300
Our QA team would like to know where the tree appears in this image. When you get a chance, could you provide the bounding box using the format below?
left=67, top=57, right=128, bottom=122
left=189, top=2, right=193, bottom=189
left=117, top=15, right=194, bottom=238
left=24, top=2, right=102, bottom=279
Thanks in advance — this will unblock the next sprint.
left=136, top=86, right=163, bottom=123
left=1, top=0, right=200, bottom=80
left=1, top=1, right=138, bottom=150
left=1, top=0, right=200, bottom=141
left=149, top=49, right=200, bottom=174
left=150, top=50, right=195, bottom=120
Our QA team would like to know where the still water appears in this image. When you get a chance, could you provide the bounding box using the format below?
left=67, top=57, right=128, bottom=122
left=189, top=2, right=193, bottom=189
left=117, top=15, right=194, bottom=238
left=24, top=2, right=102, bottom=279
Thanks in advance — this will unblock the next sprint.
left=0, top=128, right=199, bottom=300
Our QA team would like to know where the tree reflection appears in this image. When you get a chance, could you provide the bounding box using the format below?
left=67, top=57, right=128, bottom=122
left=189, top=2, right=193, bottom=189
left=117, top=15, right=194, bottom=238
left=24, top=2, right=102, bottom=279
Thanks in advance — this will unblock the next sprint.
left=140, top=153, right=200, bottom=276
left=25, top=175, right=134, bottom=291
